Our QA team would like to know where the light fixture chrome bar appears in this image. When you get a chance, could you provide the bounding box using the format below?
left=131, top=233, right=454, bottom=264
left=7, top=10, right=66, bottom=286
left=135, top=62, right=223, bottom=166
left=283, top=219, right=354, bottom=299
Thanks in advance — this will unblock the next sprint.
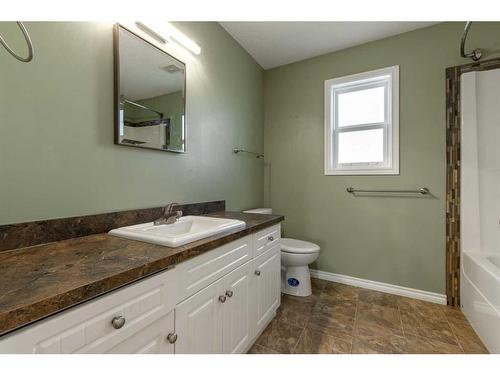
left=233, top=148, right=264, bottom=159
left=346, top=187, right=430, bottom=195
left=124, top=99, right=163, bottom=118
left=135, top=22, right=168, bottom=44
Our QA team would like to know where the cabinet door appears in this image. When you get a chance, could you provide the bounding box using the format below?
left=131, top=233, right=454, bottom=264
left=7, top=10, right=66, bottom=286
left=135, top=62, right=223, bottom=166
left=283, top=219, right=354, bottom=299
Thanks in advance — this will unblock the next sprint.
left=222, top=262, right=252, bottom=354
left=252, top=244, right=281, bottom=335
left=175, top=277, right=225, bottom=354
left=0, top=268, right=177, bottom=354
left=105, top=310, right=175, bottom=354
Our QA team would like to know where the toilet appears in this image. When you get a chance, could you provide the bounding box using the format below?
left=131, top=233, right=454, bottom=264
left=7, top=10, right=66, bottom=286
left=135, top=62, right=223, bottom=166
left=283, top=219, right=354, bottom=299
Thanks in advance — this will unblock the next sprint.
left=242, top=208, right=321, bottom=297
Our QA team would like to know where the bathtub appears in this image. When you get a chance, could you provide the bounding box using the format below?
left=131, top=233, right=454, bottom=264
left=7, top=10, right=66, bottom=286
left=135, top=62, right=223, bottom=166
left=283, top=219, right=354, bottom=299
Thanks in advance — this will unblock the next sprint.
left=461, top=251, right=500, bottom=353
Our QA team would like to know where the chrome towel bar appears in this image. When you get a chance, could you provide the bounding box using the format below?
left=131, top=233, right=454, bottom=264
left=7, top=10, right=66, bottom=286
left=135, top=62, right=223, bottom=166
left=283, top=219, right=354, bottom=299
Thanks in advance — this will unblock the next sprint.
left=233, top=148, right=264, bottom=159
left=346, top=187, right=430, bottom=195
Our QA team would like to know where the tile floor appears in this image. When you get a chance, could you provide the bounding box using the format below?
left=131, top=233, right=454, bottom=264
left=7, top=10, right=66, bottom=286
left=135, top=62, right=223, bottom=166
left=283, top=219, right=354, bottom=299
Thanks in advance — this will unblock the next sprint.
left=249, top=278, right=488, bottom=354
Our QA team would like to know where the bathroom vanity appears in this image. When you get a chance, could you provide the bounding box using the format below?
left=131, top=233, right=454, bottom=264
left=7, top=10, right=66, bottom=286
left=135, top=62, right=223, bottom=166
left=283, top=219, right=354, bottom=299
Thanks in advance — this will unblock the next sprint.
left=0, top=209, right=282, bottom=354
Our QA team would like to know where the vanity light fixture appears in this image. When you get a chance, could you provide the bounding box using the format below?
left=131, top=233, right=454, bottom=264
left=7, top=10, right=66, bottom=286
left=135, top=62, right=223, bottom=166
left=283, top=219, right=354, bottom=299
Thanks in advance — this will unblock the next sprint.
left=164, top=22, right=201, bottom=55
left=135, top=21, right=168, bottom=44
left=134, top=21, right=201, bottom=55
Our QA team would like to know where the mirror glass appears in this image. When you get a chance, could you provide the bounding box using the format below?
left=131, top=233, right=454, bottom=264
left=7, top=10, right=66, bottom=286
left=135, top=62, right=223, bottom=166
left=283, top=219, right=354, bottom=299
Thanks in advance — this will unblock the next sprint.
left=115, top=25, right=186, bottom=152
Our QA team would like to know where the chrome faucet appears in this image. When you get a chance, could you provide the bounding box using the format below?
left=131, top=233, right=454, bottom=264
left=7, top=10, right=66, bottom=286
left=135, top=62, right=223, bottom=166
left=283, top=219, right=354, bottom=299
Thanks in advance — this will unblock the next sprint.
left=154, top=203, right=183, bottom=225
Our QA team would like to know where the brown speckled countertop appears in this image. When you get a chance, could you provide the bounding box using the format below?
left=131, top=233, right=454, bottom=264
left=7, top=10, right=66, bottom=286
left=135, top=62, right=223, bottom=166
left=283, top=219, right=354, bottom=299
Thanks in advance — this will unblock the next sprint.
left=0, top=211, right=283, bottom=337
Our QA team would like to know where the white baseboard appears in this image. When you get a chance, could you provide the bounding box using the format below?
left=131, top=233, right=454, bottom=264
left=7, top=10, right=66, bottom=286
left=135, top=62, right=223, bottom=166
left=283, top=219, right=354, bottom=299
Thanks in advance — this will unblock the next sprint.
left=310, top=269, right=447, bottom=305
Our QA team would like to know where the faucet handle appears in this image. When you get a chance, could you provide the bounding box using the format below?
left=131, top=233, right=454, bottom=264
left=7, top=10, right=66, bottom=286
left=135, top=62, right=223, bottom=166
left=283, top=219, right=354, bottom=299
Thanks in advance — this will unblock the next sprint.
left=175, top=210, right=183, bottom=219
left=164, top=202, right=178, bottom=214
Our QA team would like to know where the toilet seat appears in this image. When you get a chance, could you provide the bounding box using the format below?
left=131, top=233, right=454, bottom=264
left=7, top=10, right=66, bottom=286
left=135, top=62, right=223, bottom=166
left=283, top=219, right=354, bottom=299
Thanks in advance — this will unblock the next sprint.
left=281, top=238, right=320, bottom=254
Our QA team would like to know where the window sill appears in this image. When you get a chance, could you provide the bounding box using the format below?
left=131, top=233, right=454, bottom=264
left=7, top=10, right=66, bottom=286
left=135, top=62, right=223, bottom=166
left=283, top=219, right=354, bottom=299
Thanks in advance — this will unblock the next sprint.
left=324, top=168, right=400, bottom=176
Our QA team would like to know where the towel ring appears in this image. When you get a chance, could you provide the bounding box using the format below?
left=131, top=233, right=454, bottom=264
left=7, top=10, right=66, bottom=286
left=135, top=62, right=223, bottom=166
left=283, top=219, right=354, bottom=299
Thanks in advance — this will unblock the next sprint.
left=0, top=22, right=34, bottom=63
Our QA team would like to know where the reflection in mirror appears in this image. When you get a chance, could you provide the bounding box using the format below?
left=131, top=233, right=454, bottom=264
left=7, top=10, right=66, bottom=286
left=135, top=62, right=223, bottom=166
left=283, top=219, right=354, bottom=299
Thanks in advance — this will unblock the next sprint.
left=114, top=24, right=186, bottom=153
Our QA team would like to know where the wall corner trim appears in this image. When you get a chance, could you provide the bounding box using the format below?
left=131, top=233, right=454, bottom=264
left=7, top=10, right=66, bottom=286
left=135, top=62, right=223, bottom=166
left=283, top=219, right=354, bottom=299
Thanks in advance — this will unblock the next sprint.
left=310, top=269, right=447, bottom=305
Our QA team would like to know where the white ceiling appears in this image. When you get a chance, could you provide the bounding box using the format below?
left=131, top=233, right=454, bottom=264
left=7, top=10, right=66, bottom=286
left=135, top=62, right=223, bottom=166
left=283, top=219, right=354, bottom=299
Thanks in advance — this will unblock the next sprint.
left=220, top=22, right=438, bottom=69
left=120, top=27, right=184, bottom=101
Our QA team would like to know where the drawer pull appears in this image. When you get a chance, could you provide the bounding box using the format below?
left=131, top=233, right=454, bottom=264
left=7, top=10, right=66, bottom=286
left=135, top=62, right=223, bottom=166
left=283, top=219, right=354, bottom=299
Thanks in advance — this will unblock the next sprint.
left=225, top=290, right=233, bottom=298
left=268, top=235, right=274, bottom=241
left=167, top=332, right=178, bottom=344
left=111, top=315, right=126, bottom=329
left=219, top=295, right=227, bottom=303
left=254, top=270, right=261, bottom=276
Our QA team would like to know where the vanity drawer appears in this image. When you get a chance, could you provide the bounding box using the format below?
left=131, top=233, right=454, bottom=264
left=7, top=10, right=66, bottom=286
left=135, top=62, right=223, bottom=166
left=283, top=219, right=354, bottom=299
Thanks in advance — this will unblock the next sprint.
left=175, top=236, right=252, bottom=303
left=0, top=268, right=177, bottom=354
left=253, top=224, right=281, bottom=257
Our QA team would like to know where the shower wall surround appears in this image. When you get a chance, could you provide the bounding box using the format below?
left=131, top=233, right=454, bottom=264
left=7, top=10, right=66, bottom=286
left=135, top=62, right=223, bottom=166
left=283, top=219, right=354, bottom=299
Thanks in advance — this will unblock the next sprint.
left=0, top=22, right=264, bottom=225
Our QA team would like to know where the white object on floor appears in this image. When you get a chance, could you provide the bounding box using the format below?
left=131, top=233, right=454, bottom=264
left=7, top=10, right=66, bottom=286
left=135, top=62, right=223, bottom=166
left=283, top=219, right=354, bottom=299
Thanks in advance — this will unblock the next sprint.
left=281, top=238, right=320, bottom=297
left=242, top=207, right=321, bottom=297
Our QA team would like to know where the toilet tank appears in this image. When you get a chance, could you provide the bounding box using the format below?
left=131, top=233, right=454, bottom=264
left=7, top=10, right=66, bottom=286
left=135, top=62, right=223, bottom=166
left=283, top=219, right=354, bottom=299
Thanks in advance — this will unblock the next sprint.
left=242, top=208, right=272, bottom=214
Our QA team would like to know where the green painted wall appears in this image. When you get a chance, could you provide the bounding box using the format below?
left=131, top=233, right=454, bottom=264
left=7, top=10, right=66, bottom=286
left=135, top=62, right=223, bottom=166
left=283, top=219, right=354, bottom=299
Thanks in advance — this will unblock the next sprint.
left=263, top=22, right=500, bottom=294
left=0, top=22, right=264, bottom=224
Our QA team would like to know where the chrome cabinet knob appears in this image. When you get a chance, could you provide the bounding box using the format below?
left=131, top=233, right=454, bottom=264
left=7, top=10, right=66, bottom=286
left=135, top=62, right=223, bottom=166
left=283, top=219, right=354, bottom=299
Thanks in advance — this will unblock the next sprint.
left=219, top=295, right=227, bottom=303
left=268, top=236, right=274, bottom=241
left=111, top=315, right=126, bottom=329
left=254, top=270, right=261, bottom=276
left=225, top=290, right=233, bottom=298
left=166, top=332, right=178, bottom=344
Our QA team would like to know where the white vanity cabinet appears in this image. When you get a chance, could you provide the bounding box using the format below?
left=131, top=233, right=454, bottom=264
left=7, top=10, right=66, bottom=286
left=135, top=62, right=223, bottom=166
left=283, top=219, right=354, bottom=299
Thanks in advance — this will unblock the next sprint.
left=0, top=223, right=281, bottom=354
left=252, top=243, right=281, bottom=335
left=0, top=265, right=178, bottom=354
left=174, top=225, right=281, bottom=354
left=174, top=260, right=255, bottom=354
left=222, top=261, right=253, bottom=354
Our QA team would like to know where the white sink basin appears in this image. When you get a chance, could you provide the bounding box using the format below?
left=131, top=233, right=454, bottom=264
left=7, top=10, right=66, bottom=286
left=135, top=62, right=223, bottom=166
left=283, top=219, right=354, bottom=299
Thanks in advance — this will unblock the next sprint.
left=108, top=216, right=246, bottom=248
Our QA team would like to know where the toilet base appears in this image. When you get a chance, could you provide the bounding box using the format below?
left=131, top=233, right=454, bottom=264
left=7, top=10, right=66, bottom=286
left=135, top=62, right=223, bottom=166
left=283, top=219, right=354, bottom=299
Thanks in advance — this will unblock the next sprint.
left=281, top=265, right=312, bottom=297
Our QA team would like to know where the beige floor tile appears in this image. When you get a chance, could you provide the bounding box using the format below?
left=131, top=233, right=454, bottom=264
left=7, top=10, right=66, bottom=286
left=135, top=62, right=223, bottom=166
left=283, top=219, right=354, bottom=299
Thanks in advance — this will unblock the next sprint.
left=276, top=305, right=310, bottom=328
left=247, top=344, right=280, bottom=354
left=308, top=303, right=356, bottom=340
left=447, top=317, right=489, bottom=354
left=255, top=319, right=303, bottom=354
left=316, top=296, right=357, bottom=316
left=250, top=285, right=488, bottom=355
left=445, top=307, right=468, bottom=322
left=400, top=310, right=457, bottom=346
left=293, top=326, right=352, bottom=354
left=405, top=334, right=463, bottom=354
left=358, top=289, right=399, bottom=309
left=355, top=302, right=403, bottom=335
left=398, top=296, right=448, bottom=321
left=352, top=323, right=406, bottom=354
left=281, top=294, right=317, bottom=314
left=311, top=277, right=327, bottom=295
left=322, top=282, right=359, bottom=302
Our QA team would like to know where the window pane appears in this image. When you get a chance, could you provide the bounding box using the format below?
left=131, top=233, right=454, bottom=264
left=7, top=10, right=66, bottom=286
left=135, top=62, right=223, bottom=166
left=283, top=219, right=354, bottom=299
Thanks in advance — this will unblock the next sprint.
left=338, top=86, right=385, bottom=127
left=338, top=128, right=384, bottom=164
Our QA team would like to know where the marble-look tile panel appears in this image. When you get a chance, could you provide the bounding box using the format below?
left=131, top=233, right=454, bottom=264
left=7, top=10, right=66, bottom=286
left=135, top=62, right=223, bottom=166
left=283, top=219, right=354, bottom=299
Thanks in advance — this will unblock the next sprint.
left=253, top=279, right=489, bottom=355
left=255, top=320, right=302, bottom=354
left=293, top=327, right=352, bottom=354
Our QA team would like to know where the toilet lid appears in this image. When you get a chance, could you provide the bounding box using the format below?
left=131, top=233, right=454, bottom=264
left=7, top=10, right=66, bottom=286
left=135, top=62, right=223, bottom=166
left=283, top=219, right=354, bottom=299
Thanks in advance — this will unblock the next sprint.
left=281, top=238, right=320, bottom=254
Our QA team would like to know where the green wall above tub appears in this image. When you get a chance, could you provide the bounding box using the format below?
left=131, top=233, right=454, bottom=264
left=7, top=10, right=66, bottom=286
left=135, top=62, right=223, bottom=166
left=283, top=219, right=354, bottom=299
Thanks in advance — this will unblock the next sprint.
left=0, top=22, right=264, bottom=224
left=263, top=22, right=500, bottom=294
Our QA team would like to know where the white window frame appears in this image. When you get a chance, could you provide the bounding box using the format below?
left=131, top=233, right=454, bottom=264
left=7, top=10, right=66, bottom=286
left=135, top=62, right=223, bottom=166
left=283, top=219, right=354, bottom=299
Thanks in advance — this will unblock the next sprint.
left=324, top=65, right=399, bottom=175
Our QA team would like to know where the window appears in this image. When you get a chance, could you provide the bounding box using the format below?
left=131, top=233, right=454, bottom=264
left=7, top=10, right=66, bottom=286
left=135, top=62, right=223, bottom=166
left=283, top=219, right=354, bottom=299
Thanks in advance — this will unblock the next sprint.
left=324, top=65, right=399, bottom=175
